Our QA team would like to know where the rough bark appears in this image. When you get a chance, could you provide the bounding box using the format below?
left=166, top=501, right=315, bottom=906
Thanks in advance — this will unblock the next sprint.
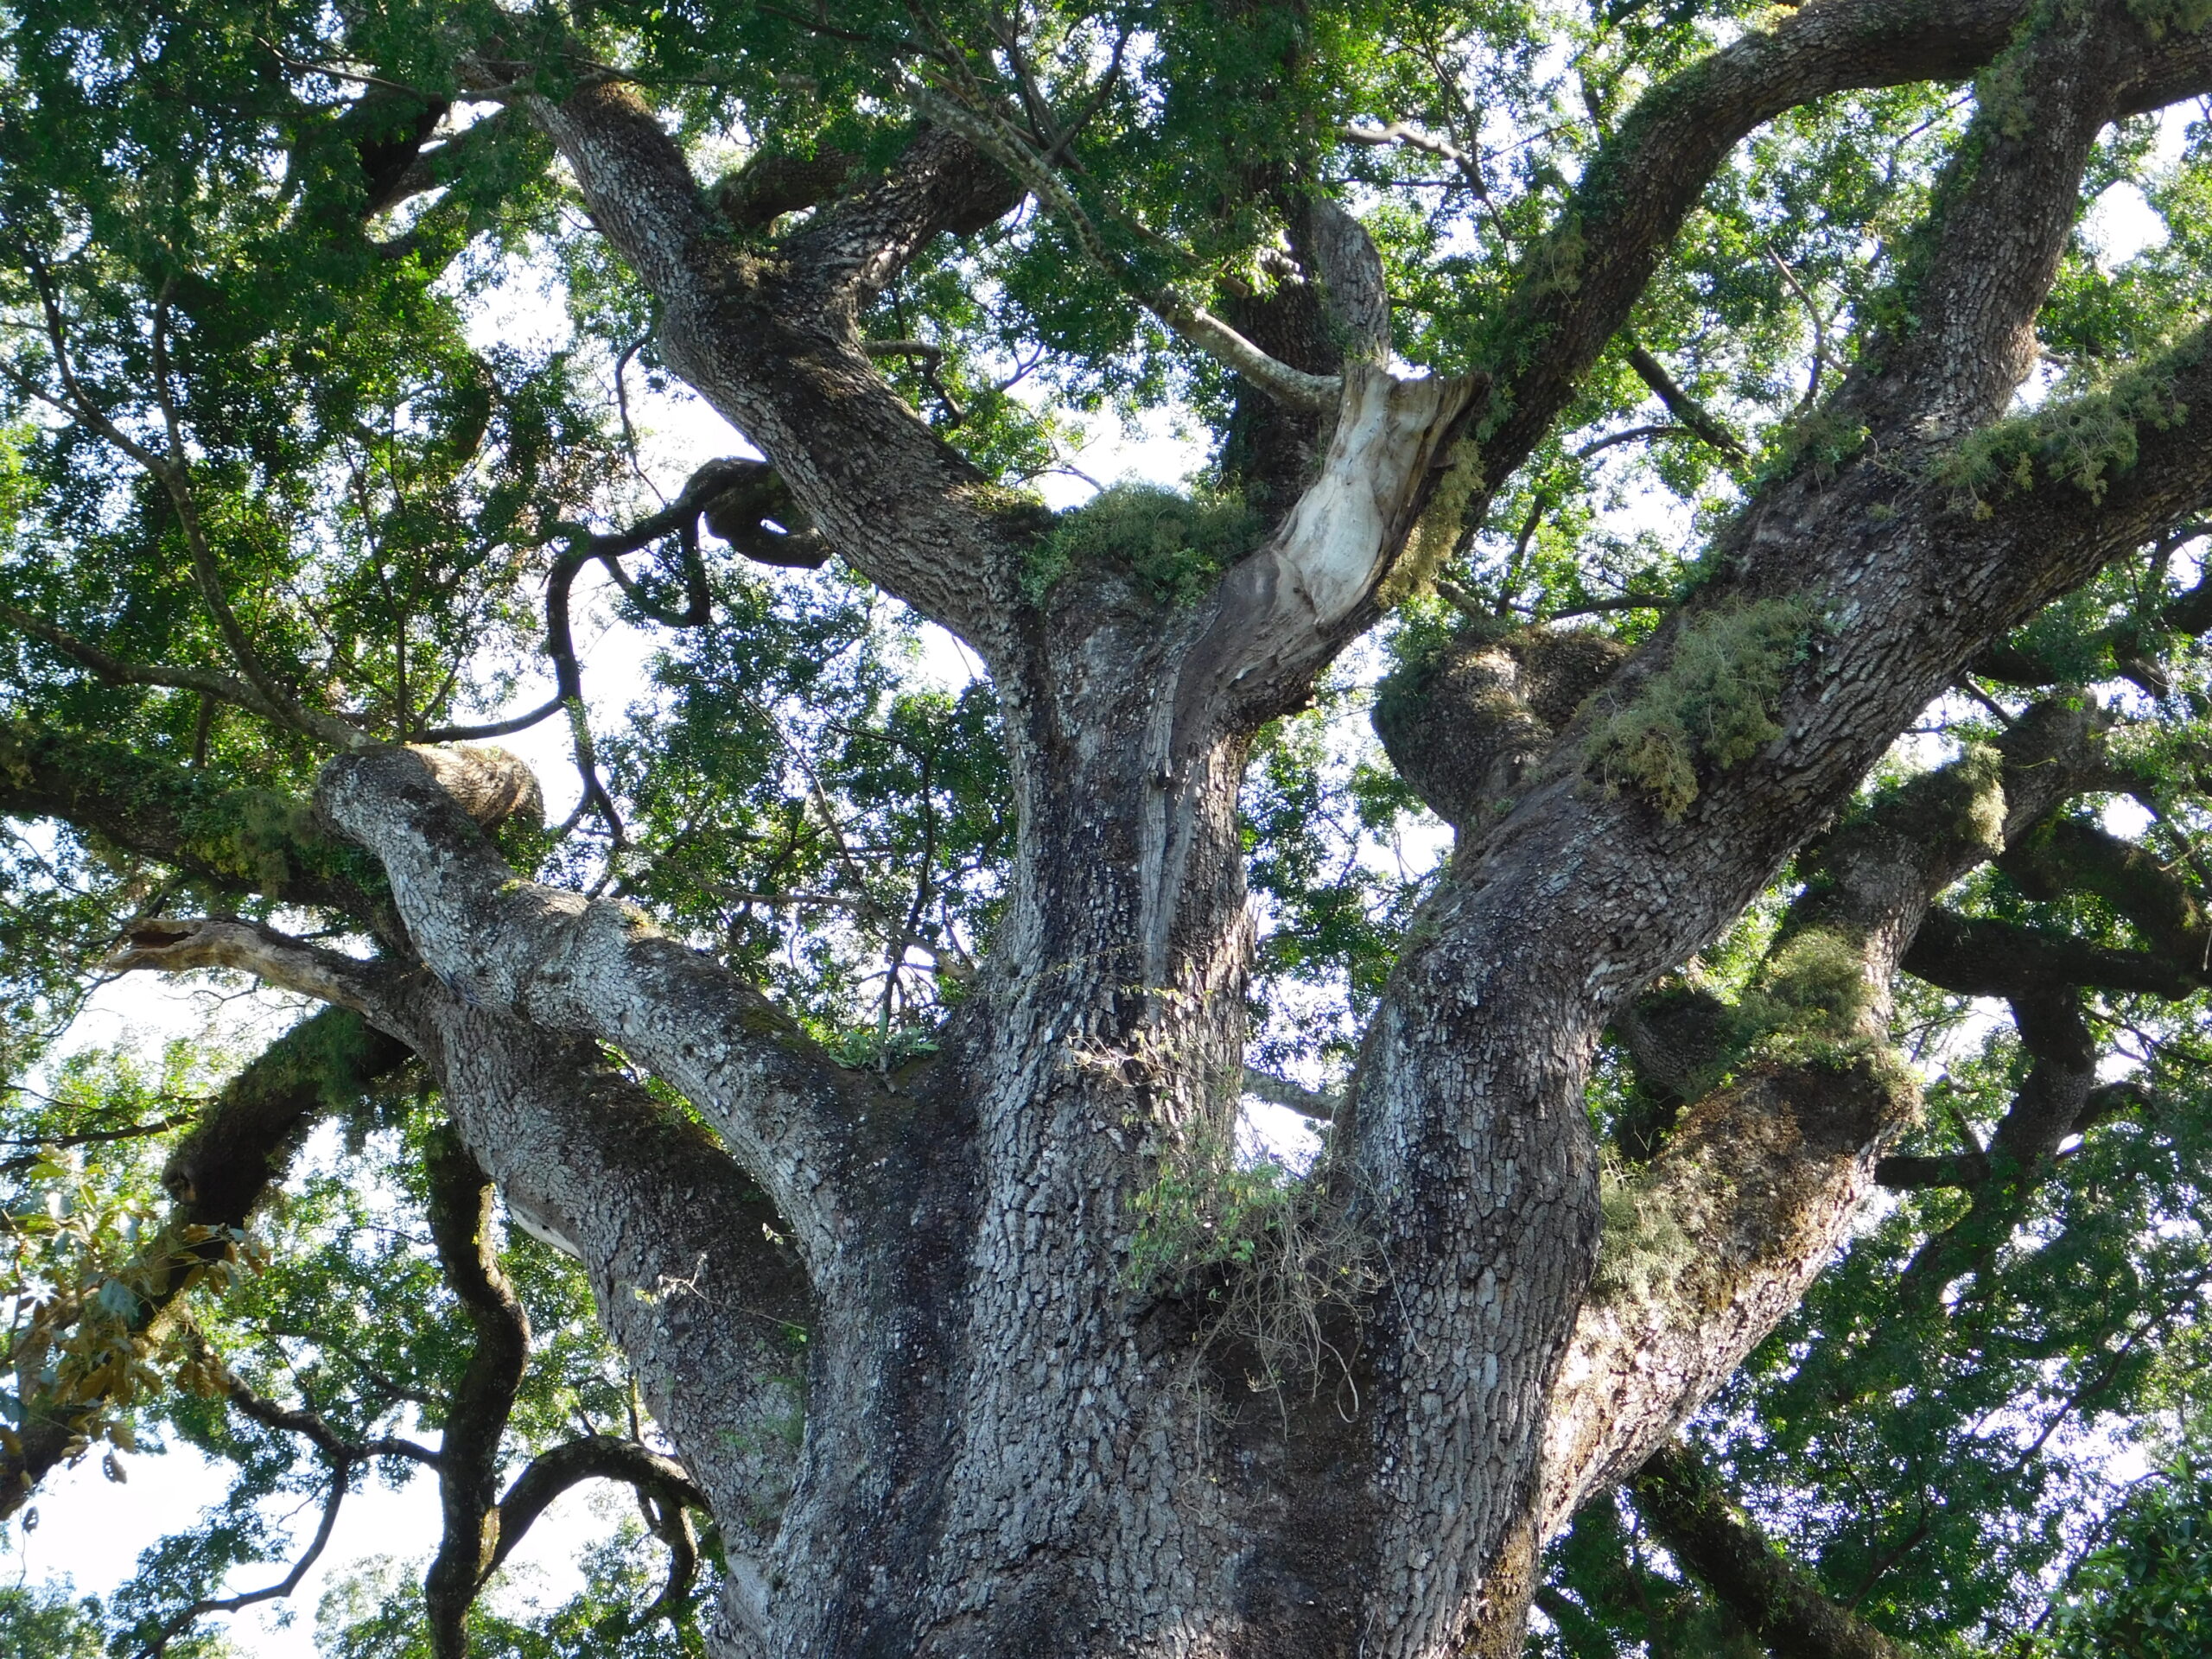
left=57, top=3, right=2212, bottom=1656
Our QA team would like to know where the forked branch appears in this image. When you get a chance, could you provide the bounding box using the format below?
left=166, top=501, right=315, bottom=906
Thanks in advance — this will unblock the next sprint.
left=315, top=746, right=859, bottom=1260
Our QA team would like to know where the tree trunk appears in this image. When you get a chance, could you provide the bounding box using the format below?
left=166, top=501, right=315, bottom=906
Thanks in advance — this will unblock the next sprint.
left=84, top=8, right=2212, bottom=1656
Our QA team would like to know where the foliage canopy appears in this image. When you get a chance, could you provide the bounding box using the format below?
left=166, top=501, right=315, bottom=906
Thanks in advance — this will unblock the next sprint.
left=2, top=0, right=2212, bottom=1655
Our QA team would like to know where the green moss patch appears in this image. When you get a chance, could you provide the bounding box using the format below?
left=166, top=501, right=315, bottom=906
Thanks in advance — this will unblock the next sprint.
left=1585, top=598, right=1818, bottom=819
left=1023, top=484, right=1265, bottom=607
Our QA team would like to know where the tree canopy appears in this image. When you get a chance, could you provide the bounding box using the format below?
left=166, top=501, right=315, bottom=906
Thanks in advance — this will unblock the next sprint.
left=4, top=0, right=2212, bottom=1656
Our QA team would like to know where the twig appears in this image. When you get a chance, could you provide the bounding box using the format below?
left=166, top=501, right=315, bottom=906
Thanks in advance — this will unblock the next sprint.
left=905, top=80, right=1338, bottom=410
left=1624, top=343, right=1749, bottom=462
left=135, top=1457, right=352, bottom=1657
left=1764, top=245, right=1844, bottom=417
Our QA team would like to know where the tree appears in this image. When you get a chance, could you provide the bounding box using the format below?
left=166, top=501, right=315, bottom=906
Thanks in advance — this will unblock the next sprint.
left=4, top=0, right=2212, bottom=1653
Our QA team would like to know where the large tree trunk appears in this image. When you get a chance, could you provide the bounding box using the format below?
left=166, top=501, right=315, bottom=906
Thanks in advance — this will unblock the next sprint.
left=92, top=7, right=2212, bottom=1656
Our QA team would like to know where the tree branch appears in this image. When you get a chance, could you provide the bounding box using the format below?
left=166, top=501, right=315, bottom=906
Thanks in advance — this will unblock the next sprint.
left=1630, top=1440, right=1916, bottom=1659
left=1999, top=814, right=2212, bottom=977
left=902, top=85, right=1340, bottom=410
left=0, top=1008, right=412, bottom=1517
left=210, top=1343, right=442, bottom=1470
left=1903, top=908, right=2196, bottom=1001
left=484, top=1433, right=708, bottom=1578
left=524, top=79, right=1027, bottom=644
left=1242, top=1066, right=1339, bottom=1121
left=0, top=601, right=308, bottom=729
left=417, top=1002, right=813, bottom=1636
left=422, top=1128, right=531, bottom=1659
left=133, top=1456, right=352, bottom=1658
left=315, top=747, right=868, bottom=1263
left=1536, top=702, right=2117, bottom=1531
left=1466, top=0, right=2038, bottom=498
left=103, top=918, right=416, bottom=1027
left=1624, top=345, right=1749, bottom=462
left=0, top=724, right=395, bottom=937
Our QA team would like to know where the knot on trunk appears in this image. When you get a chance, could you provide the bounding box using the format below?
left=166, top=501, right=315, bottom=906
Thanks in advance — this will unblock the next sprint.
left=406, top=744, right=544, bottom=830
left=1374, top=626, right=1625, bottom=828
left=690, top=458, right=832, bottom=570
left=713, top=148, right=858, bottom=231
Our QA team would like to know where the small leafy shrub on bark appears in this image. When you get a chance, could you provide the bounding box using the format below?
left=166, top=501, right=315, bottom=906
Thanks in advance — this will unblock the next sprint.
left=1023, top=484, right=1265, bottom=606
left=1125, top=1132, right=1375, bottom=1400
left=1585, top=598, right=1817, bottom=818
left=1939, top=348, right=2197, bottom=512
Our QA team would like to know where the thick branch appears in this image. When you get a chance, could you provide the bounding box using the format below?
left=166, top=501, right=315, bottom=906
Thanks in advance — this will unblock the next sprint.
left=419, top=1003, right=812, bottom=1640
left=1470, top=0, right=2037, bottom=493
left=526, top=81, right=1026, bottom=642
left=715, top=147, right=858, bottom=231
left=780, top=122, right=1019, bottom=310
left=1999, top=814, right=2212, bottom=974
left=317, top=743, right=868, bottom=1263
left=1630, top=1440, right=1915, bottom=1659
left=1535, top=703, right=2115, bottom=1530
left=1904, top=908, right=2196, bottom=1001
left=1898, top=985, right=2098, bottom=1308
left=1242, top=1066, right=1339, bottom=1121
left=0, top=723, right=394, bottom=937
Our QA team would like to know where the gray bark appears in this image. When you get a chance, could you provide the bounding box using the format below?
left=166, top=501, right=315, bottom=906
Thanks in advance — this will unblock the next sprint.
left=92, top=5, right=2212, bottom=1656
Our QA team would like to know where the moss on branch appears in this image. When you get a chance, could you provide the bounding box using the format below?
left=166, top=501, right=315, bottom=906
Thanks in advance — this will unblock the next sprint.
left=1022, top=484, right=1265, bottom=607
left=1584, top=598, right=1817, bottom=819
left=1938, top=346, right=2199, bottom=513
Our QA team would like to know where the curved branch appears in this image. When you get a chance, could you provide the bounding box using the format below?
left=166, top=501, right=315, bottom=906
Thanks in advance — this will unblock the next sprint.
left=485, top=1433, right=709, bottom=1577
left=1999, top=814, right=2212, bottom=975
left=134, top=1457, right=351, bottom=1659
left=525, top=79, right=1024, bottom=644
left=421, top=1002, right=813, bottom=1635
left=213, top=1347, right=442, bottom=1470
left=1468, top=0, right=2037, bottom=490
left=779, top=121, right=1020, bottom=308
left=415, top=694, right=566, bottom=745
left=315, top=746, right=863, bottom=1262
left=423, top=1129, right=531, bottom=1659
